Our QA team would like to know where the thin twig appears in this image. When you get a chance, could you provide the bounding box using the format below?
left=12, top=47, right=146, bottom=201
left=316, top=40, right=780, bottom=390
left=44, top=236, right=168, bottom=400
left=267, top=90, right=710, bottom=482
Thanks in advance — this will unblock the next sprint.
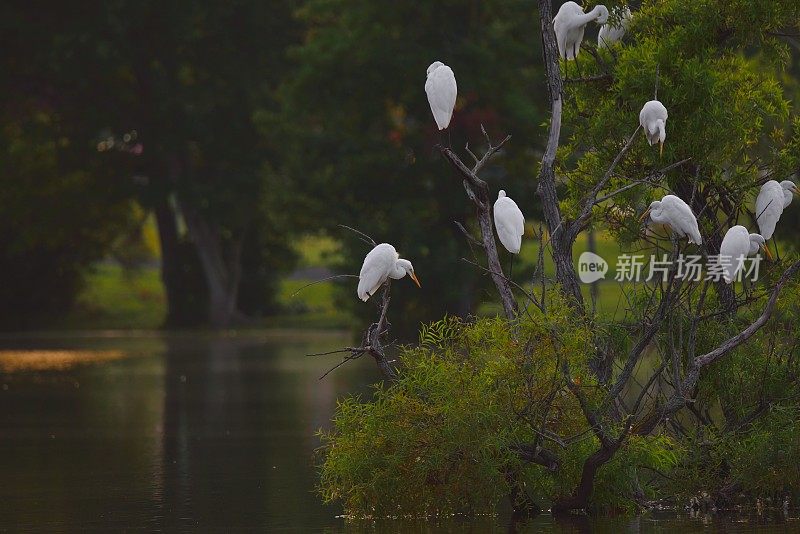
left=338, top=224, right=377, bottom=247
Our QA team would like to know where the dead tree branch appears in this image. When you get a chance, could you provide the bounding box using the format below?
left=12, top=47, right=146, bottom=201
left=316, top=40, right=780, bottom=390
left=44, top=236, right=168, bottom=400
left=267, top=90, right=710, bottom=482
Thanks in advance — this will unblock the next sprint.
left=439, top=134, right=518, bottom=320
left=537, top=0, right=584, bottom=308
left=314, top=282, right=398, bottom=382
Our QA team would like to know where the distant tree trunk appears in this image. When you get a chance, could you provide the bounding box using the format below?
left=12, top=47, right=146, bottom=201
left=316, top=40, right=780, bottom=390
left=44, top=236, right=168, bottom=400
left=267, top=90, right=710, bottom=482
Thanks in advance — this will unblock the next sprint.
left=178, top=200, right=244, bottom=328
left=154, top=198, right=183, bottom=326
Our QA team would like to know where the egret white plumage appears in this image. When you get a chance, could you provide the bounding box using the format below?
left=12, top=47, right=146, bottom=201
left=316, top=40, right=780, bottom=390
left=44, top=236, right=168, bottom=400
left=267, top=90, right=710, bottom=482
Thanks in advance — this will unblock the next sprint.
left=639, top=100, right=668, bottom=156
left=493, top=190, right=525, bottom=254
left=640, top=194, right=702, bottom=245
left=598, top=6, right=631, bottom=49
left=719, top=225, right=772, bottom=284
left=553, top=1, right=609, bottom=61
left=755, top=179, right=799, bottom=240
left=357, top=243, right=420, bottom=302
left=425, top=61, right=457, bottom=131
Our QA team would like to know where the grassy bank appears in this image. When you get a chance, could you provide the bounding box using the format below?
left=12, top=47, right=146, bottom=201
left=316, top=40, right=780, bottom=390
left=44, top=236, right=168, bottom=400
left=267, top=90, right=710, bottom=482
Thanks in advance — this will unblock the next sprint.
left=61, top=230, right=638, bottom=330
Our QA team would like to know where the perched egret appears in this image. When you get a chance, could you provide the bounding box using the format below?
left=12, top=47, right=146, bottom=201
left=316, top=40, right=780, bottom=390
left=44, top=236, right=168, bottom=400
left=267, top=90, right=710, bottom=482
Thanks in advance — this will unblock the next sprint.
left=598, top=6, right=631, bottom=49
left=639, top=100, right=668, bottom=156
left=553, top=1, right=609, bottom=60
left=640, top=194, right=702, bottom=245
left=719, top=225, right=772, bottom=284
left=755, top=179, right=799, bottom=240
left=425, top=61, right=457, bottom=131
left=493, top=190, right=525, bottom=254
left=357, top=243, right=420, bottom=302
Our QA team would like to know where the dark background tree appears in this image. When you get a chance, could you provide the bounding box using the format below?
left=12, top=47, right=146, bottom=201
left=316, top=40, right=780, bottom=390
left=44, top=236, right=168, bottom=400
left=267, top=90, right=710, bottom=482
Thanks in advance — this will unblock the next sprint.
left=276, top=0, right=548, bottom=335
left=0, top=0, right=302, bottom=328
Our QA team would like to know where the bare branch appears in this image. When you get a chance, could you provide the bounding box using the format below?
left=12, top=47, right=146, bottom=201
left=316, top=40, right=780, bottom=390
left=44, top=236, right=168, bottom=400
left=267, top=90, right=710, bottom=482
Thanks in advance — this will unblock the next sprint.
left=636, top=260, right=800, bottom=435
left=454, top=221, right=484, bottom=248
left=473, top=133, right=511, bottom=175
left=593, top=158, right=692, bottom=205
left=289, top=274, right=359, bottom=299
left=571, top=125, right=642, bottom=238
left=438, top=140, right=519, bottom=320
left=338, top=224, right=377, bottom=247
left=440, top=146, right=488, bottom=195
left=313, top=281, right=398, bottom=381
left=563, top=73, right=612, bottom=84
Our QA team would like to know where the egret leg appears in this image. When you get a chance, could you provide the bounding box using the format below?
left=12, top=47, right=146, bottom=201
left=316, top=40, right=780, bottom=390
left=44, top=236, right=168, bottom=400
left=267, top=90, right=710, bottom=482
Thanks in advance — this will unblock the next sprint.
left=508, top=254, right=514, bottom=280
left=773, top=237, right=781, bottom=262
left=447, top=127, right=452, bottom=149
left=574, top=46, right=582, bottom=80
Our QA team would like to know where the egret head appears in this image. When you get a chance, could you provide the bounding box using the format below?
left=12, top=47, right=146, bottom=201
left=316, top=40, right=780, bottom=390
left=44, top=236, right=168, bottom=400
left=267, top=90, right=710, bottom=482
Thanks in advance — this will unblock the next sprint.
left=639, top=200, right=662, bottom=222
left=396, top=259, right=421, bottom=288
left=749, top=233, right=773, bottom=260
left=777, top=179, right=799, bottom=209
left=498, top=190, right=507, bottom=199
left=426, top=61, right=444, bottom=77
left=594, top=5, right=610, bottom=24
left=780, top=179, right=799, bottom=197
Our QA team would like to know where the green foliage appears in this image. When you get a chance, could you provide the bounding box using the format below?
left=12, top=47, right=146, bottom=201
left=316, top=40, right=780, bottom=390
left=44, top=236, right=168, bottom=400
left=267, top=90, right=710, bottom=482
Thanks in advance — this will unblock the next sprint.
left=560, top=0, right=800, bottom=246
left=724, top=404, right=800, bottom=495
left=319, top=296, right=680, bottom=516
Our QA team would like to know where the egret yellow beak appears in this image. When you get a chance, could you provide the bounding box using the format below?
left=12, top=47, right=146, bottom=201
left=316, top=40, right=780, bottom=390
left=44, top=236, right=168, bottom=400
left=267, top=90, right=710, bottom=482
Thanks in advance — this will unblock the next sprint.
left=659, top=141, right=664, bottom=157
left=762, top=244, right=774, bottom=261
left=639, top=208, right=652, bottom=222
left=409, top=272, right=421, bottom=288
left=793, top=187, right=800, bottom=197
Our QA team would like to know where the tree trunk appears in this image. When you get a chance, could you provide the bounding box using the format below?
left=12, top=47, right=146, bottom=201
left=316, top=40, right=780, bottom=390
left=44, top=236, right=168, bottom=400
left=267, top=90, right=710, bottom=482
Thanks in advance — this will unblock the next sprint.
left=536, top=2, right=584, bottom=309
left=552, top=442, right=620, bottom=513
left=178, top=200, right=244, bottom=328
left=154, top=198, right=183, bottom=327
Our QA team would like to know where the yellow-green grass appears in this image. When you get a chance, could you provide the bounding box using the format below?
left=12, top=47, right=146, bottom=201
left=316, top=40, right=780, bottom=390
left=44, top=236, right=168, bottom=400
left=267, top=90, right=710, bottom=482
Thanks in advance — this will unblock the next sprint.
left=61, top=230, right=639, bottom=330
left=270, top=278, right=353, bottom=329
left=60, top=263, right=166, bottom=330
left=294, top=234, right=343, bottom=267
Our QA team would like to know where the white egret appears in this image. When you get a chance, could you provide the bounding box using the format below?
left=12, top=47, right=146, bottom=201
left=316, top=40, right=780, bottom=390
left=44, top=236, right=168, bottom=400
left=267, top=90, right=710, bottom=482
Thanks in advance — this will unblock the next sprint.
left=357, top=243, right=420, bottom=302
left=425, top=61, right=457, bottom=131
left=755, top=179, right=799, bottom=240
left=719, top=225, right=772, bottom=284
left=640, top=194, right=702, bottom=245
left=598, top=6, right=631, bottom=49
left=493, top=190, right=525, bottom=254
left=639, top=100, right=668, bottom=156
left=553, top=1, right=609, bottom=61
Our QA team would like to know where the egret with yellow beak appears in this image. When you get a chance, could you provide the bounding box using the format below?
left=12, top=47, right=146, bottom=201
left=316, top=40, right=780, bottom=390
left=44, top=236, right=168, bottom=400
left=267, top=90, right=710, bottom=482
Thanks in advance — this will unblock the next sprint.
left=357, top=243, right=420, bottom=302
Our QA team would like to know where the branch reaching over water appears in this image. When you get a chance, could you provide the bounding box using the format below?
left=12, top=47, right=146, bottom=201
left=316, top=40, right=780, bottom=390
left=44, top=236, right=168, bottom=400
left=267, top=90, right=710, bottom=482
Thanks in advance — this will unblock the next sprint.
left=312, top=283, right=398, bottom=382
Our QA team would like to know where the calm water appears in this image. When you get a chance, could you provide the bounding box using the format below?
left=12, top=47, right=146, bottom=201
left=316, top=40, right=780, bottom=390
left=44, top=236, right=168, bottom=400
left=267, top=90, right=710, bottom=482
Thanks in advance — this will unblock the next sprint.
left=0, top=331, right=796, bottom=532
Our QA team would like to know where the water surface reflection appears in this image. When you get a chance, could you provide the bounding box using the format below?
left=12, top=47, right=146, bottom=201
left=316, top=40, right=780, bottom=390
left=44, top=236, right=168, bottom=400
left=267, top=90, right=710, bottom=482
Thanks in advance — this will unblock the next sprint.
left=0, top=331, right=796, bottom=532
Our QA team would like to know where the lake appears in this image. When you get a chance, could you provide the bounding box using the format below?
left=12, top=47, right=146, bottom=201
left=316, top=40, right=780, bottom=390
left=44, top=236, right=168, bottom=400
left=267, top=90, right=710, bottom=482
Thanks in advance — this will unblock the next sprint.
left=0, top=331, right=796, bottom=532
